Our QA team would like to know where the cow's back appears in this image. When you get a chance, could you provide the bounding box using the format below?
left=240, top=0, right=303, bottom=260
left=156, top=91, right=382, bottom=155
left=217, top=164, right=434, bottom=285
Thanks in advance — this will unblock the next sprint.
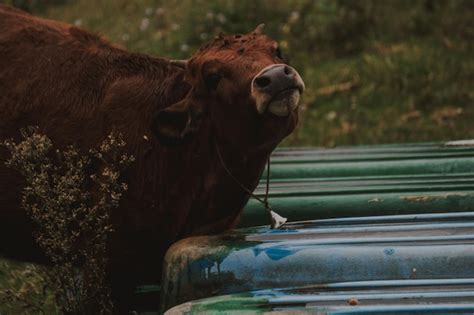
left=0, top=4, right=175, bottom=142
left=1, top=4, right=113, bottom=138
left=0, top=5, right=177, bottom=262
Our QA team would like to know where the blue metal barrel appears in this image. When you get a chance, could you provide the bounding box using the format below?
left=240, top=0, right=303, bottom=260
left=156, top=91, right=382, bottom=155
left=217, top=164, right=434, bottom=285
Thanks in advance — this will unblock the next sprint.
left=160, top=211, right=474, bottom=312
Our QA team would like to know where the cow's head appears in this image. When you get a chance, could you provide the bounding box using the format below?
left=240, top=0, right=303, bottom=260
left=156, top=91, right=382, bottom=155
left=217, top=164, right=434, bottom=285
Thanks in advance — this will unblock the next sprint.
left=154, top=24, right=305, bottom=150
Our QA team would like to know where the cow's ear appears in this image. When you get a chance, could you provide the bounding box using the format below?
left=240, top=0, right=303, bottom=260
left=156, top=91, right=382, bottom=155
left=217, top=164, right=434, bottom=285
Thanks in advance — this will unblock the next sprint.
left=152, top=98, right=202, bottom=145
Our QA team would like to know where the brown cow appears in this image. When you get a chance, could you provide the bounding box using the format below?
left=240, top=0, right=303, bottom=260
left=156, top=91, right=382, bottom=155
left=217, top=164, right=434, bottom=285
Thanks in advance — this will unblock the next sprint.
left=0, top=4, right=304, bottom=311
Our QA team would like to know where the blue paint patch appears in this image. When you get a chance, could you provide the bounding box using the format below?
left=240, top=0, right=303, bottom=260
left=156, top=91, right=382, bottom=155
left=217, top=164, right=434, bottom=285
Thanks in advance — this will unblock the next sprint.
left=264, top=246, right=299, bottom=260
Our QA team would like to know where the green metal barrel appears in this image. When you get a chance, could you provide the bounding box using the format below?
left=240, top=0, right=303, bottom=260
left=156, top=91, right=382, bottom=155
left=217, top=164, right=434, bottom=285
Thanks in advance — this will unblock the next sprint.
left=241, top=141, right=474, bottom=226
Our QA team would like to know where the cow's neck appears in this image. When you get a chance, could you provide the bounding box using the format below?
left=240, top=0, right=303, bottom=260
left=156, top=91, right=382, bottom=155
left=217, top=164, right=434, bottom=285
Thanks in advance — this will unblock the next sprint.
left=177, top=129, right=275, bottom=237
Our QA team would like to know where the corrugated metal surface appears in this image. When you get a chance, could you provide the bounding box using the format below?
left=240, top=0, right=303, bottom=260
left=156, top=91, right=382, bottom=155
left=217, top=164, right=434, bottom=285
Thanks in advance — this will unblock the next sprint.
left=166, top=280, right=474, bottom=314
left=160, top=211, right=474, bottom=313
left=241, top=141, right=474, bottom=226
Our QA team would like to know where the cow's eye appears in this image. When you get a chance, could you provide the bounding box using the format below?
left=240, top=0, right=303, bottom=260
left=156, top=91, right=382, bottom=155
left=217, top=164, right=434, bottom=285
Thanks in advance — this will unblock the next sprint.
left=275, top=47, right=283, bottom=59
left=275, top=47, right=290, bottom=64
left=205, top=73, right=221, bottom=90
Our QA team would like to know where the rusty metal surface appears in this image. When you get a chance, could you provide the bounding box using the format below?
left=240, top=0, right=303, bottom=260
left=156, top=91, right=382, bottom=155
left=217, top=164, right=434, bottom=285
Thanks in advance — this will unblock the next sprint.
left=160, top=211, right=474, bottom=312
left=165, top=280, right=474, bottom=314
left=242, top=141, right=474, bottom=226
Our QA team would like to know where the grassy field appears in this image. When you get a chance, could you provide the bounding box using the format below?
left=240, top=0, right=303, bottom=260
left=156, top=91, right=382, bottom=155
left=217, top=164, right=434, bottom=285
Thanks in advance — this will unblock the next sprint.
left=21, top=0, right=474, bottom=147
left=0, top=0, right=473, bottom=313
left=0, top=257, right=58, bottom=314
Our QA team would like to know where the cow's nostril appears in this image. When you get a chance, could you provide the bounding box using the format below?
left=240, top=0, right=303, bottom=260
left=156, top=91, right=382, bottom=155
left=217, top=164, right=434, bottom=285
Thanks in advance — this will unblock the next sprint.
left=284, top=66, right=292, bottom=75
left=255, top=76, right=271, bottom=88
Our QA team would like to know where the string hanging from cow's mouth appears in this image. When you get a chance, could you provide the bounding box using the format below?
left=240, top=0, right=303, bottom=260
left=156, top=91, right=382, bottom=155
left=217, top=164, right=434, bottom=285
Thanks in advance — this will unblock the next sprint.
left=214, top=138, right=287, bottom=229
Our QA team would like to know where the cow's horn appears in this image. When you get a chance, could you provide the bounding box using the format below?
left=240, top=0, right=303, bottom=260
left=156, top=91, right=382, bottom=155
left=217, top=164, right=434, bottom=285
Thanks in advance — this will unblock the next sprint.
left=170, top=59, right=188, bottom=69
left=253, top=23, right=265, bottom=35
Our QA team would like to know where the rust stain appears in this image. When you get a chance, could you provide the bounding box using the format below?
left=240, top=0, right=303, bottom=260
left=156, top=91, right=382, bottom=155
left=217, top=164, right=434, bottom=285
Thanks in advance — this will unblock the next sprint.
left=401, top=192, right=468, bottom=203
left=446, top=139, right=474, bottom=147
left=347, top=298, right=360, bottom=306
left=163, top=235, right=227, bottom=281
left=402, top=195, right=435, bottom=202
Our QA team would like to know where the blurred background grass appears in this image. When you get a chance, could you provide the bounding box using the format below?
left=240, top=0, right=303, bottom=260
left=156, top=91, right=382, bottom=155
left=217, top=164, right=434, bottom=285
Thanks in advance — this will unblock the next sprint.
left=5, top=0, right=474, bottom=147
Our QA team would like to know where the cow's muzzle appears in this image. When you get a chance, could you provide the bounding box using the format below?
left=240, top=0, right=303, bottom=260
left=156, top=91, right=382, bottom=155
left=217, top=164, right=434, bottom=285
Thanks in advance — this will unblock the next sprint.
left=252, top=64, right=305, bottom=117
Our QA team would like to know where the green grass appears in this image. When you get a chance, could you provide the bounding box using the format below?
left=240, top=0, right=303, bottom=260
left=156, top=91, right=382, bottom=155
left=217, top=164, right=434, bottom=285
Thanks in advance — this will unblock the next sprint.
left=0, top=258, right=58, bottom=314
left=291, top=38, right=474, bottom=146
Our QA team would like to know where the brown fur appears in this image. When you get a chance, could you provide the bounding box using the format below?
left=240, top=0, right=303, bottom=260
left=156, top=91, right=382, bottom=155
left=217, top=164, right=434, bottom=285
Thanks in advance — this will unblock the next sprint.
left=0, top=4, right=298, bottom=310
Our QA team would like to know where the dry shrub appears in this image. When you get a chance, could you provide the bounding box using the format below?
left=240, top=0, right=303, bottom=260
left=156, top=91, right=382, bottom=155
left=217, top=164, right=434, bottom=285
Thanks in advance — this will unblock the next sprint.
left=2, top=127, right=134, bottom=314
